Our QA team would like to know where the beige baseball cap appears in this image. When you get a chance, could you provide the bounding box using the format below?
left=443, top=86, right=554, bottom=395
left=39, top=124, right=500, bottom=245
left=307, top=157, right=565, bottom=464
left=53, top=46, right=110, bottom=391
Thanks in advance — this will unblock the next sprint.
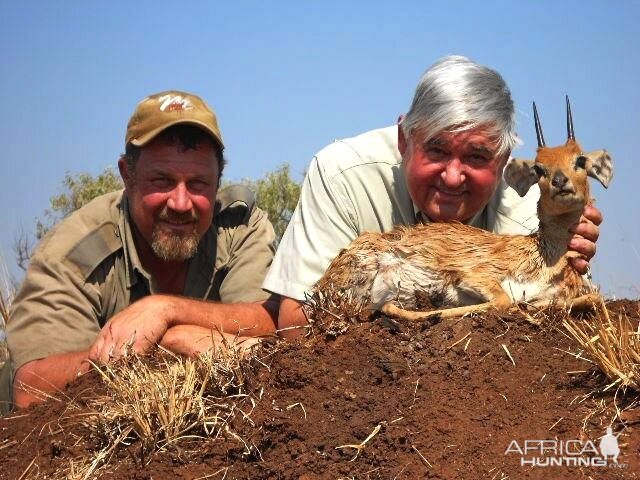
left=125, top=90, right=224, bottom=148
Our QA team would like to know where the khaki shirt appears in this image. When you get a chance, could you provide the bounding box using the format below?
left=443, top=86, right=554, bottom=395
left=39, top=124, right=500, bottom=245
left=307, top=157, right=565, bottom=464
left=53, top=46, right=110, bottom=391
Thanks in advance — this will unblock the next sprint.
left=263, top=126, right=540, bottom=301
left=7, top=186, right=276, bottom=373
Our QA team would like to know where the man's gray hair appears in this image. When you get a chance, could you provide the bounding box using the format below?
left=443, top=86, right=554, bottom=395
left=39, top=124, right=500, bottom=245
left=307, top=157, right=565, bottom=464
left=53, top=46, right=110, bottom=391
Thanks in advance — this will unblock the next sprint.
left=401, top=55, right=520, bottom=156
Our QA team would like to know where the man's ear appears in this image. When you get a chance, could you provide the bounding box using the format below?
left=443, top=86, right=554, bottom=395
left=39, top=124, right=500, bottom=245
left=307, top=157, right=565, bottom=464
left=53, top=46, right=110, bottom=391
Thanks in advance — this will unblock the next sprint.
left=504, top=159, right=538, bottom=197
left=585, top=150, right=614, bottom=188
left=397, top=122, right=407, bottom=157
left=497, top=151, right=511, bottom=171
left=118, top=157, right=132, bottom=189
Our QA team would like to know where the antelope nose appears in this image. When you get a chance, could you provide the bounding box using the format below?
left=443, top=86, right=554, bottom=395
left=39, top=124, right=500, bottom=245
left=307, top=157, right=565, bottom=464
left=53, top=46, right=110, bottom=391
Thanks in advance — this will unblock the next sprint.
left=551, top=172, right=568, bottom=188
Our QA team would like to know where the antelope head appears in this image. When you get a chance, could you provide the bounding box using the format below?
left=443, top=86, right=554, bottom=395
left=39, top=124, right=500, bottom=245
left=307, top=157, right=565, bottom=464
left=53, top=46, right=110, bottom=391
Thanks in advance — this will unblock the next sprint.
left=504, top=96, right=613, bottom=216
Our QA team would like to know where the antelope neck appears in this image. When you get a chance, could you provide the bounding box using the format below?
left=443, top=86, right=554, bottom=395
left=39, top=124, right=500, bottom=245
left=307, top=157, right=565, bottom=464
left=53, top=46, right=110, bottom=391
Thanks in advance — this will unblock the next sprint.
left=536, top=207, right=583, bottom=266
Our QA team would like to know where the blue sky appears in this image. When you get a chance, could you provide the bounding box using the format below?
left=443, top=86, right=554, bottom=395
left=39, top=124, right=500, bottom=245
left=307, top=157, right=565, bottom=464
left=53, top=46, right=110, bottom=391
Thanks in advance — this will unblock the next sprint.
left=0, top=1, right=638, bottom=297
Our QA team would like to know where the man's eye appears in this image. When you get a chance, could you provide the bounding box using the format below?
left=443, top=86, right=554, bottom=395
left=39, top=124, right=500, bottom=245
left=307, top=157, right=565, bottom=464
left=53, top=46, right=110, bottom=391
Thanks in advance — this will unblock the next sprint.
left=466, top=154, right=491, bottom=165
left=151, top=178, right=173, bottom=188
left=189, top=180, right=209, bottom=191
left=426, top=146, right=447, bottom=156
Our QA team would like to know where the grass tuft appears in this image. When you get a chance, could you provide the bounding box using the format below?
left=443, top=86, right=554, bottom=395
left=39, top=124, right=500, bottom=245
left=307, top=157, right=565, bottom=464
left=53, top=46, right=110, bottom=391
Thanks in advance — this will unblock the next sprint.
left=564, top=297, right=640, bottom=392
left=0, top=251, right=15, bottom=367
left=57, top=338, right=265, bottom=479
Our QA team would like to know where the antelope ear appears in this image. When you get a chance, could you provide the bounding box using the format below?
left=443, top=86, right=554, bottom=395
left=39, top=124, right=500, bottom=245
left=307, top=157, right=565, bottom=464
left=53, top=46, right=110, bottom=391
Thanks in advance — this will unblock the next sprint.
left=585, top=150, right=613, bottom=188
left=504, top=159, right=538, bottom=197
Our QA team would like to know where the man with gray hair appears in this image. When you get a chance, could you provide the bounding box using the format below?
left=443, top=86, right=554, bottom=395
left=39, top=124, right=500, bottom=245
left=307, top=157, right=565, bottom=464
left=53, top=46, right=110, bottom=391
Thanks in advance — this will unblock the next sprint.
left=263, top=56, right=602, bottom=332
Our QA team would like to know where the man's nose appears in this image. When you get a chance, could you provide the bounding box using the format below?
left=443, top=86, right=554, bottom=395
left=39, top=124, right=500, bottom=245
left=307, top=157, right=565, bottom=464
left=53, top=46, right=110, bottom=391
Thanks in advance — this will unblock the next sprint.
left=166, top=183, right=193, bottom=212
left=440, top=158, right=465, bottom=187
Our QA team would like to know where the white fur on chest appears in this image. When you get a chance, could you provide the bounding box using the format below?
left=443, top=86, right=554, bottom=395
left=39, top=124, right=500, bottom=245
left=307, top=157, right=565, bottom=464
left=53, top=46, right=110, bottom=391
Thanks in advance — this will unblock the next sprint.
left=500, top=278, right=558, bottom=303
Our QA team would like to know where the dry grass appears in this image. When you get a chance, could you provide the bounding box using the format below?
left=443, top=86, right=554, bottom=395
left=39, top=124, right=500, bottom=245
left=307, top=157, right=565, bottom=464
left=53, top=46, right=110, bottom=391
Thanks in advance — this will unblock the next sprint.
left=57, top=338, right=266, bottom=479
left=0, top=335, right=7, bottom=368
left=0, top=252, right=14, bottom=367
left=564, top=296, right=640, bottom=393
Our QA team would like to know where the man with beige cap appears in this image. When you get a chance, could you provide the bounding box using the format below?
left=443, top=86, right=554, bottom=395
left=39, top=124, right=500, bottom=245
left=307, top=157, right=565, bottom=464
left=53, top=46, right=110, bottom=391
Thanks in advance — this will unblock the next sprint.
left=4, top=91, right=278, bottom=409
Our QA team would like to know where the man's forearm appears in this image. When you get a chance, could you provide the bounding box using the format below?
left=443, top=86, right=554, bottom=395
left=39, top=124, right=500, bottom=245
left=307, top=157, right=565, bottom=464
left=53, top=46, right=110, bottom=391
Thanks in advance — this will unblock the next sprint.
left=277, top=297, right=309, bottom=338
left=166, top=297, right=279, bottom=336
left=13, top=350, right=91, bottom=409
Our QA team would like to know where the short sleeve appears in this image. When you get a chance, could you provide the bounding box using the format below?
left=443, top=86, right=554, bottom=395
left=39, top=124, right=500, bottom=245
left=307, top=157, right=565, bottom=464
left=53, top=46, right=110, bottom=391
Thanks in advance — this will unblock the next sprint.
left=7, top=251, right=102, bottom=374
left=217, top=206, right=277, bottom=303
left=262, top=150, right=360, bottom=301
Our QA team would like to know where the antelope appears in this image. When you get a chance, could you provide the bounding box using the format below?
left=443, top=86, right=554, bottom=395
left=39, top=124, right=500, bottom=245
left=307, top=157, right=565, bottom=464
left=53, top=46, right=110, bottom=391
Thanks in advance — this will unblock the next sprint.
left=310, top=98, right=613, bottom=323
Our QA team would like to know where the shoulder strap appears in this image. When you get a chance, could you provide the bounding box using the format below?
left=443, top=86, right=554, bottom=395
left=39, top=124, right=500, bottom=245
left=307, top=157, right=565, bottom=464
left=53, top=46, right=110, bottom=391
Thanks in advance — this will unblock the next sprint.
left=216, top=184, right=256, bottom=216
left=65, top=222, right=122, bottom=280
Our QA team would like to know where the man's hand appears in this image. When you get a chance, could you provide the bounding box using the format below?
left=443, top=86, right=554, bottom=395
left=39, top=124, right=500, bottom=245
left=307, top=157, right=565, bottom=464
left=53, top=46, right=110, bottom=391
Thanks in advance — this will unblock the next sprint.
left=88, top=296, right=277, bottom=364
left=88, top=295, right=176, bottom=364
left=568, top=204, right=602, bottom=274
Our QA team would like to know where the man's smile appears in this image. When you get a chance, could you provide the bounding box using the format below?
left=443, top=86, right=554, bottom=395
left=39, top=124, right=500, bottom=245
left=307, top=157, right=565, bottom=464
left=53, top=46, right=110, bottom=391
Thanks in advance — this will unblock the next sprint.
left=432, top=187, right=467, bottom=198
left=158, top=220, right=196, bottom=232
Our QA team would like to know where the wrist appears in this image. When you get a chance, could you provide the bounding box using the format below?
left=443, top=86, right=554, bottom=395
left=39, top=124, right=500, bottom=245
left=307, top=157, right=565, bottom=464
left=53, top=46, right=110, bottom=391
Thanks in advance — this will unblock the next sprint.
left=156, top=294, right=182, bottom=329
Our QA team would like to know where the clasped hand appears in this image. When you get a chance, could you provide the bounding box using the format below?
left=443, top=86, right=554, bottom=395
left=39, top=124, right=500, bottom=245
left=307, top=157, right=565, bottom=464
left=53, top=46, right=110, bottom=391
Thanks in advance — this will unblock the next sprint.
left=88, top=296, right=173, bottom=364
left=568, top=204, right=602, bottom=274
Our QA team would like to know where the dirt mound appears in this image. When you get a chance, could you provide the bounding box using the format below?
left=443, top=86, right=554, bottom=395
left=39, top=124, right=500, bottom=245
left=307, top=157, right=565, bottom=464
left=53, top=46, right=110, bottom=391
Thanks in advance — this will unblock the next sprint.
left=1, top=300, right=639, bottom=479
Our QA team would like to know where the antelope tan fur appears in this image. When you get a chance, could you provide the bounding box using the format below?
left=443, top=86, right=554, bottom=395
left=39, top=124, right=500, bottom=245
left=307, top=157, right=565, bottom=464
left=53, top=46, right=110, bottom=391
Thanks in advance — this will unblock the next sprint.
left=311, top=98, right=613, bottom=322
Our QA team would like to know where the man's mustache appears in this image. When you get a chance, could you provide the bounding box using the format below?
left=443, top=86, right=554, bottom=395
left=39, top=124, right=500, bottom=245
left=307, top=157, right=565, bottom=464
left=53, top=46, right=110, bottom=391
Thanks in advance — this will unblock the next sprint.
left=156, top=207, right=200, bottom=224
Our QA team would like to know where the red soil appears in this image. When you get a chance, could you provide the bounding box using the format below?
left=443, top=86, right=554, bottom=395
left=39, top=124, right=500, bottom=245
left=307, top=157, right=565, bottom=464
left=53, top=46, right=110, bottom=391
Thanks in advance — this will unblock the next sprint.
left=1, top=300, right=639, bottom=479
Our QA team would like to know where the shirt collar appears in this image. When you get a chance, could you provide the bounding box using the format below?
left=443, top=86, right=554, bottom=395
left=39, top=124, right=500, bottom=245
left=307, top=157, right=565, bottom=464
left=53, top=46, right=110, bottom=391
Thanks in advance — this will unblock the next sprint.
left=118, top=193, right=152, bottom=290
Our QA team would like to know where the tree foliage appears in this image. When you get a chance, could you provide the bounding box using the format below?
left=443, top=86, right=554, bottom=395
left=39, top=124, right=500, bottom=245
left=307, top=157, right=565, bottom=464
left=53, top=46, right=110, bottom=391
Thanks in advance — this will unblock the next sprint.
left=49, top=168, right=124, bottom=221
left=242, top=164, right=301, bottom=244
left=14, top=168, right=123, bottom=270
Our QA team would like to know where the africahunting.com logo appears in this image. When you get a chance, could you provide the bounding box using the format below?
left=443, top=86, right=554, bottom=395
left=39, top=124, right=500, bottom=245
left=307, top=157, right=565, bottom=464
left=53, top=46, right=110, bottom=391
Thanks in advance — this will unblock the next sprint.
left=504, top=427, right=628, bottom=468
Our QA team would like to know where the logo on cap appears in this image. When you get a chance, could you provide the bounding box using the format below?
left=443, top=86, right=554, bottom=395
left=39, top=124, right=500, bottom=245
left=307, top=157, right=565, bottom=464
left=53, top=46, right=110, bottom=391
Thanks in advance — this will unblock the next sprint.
left=158, top=95, right=194, bottom=112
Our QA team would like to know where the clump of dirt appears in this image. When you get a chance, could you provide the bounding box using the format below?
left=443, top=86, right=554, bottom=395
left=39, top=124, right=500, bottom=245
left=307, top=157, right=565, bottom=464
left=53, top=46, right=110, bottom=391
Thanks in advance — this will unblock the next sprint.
left=1, top=300, right=639, bottom=479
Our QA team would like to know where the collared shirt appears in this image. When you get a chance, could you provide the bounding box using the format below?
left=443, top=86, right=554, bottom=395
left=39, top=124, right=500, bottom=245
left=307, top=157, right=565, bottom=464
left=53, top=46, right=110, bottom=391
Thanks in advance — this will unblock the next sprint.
left=7, top=186, right=276, bottom=373
left=262, top=126, right=540, bottom=301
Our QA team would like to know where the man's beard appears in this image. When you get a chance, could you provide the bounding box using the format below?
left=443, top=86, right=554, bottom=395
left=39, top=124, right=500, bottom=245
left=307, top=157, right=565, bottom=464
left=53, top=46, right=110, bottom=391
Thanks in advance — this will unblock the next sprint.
left=151, top=207, right=201, bottom=262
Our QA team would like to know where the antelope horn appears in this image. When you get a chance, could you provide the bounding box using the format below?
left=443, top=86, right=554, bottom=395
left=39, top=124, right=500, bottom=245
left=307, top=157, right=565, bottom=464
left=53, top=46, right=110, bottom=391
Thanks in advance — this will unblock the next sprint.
left=566, top=95, right=575, bottom=141
left=533, top=101, right=546, bottom=148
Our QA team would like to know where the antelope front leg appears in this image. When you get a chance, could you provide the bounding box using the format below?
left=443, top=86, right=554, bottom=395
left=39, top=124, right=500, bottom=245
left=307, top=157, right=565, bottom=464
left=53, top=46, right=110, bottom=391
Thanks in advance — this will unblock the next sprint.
left=529, top=292, right=602, bottom=312
left=568, top=293, right=602, bottom=311
left=381, top=284, right=512, bottom=322
left=381, top=301, right=502, bottom=321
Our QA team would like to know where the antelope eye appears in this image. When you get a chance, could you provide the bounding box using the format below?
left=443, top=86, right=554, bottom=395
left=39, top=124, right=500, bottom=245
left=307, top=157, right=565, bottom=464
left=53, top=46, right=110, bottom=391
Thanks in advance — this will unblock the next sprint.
left=533, top=164, right=548, bottom=177
left=575, top=155, right=588, bottom=170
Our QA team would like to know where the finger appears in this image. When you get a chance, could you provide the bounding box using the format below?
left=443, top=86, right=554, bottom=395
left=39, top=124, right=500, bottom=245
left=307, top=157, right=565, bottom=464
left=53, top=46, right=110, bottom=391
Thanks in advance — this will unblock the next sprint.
left=88, top=337, right=103, bottom=363
left=114, top=335, right=137, bottom=360
left=569, top=257, right=590, bottom=275
left=91, top=333, right=113, bottom=365
left=570, top=221, right=599, bottom=243
left=99, top=328, right=118, bottom=364
left=583, top=204, right=603, bottom=226
left=104, top=340, right=120, bottom=364
left=96, top=325, right=114, bottom=359
left=93, top=344, right=109, bottom=365
left=568, top=237, right=597, bottom=261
